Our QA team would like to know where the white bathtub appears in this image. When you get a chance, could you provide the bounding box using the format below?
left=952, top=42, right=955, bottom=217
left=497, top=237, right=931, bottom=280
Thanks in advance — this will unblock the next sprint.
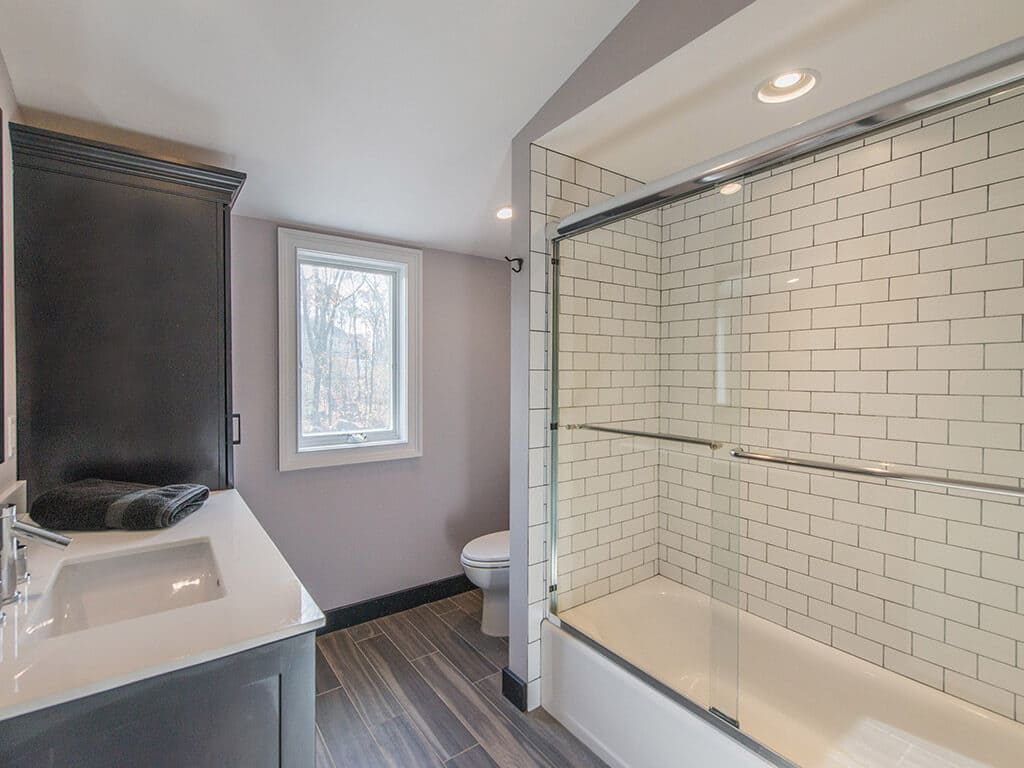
left=548, top=576, right=1024, bottom=768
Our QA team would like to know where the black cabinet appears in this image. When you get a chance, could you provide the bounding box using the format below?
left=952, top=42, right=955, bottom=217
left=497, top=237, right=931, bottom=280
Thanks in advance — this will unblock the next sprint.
left=0, top=633, right=316, bottom=768
left=10, top=125, right=245, bottom=504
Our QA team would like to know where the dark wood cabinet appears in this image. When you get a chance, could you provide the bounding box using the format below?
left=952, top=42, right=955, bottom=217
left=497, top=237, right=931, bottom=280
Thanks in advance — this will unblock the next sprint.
left=10, top=125, right=245, bottom=504
left=0, top=633, right=316, bottom=768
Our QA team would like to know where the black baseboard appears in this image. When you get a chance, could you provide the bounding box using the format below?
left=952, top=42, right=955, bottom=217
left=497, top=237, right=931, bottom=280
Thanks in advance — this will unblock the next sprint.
left=501, top=666, right=528, bottom=712
left=318, top=573, right=474, bottom=636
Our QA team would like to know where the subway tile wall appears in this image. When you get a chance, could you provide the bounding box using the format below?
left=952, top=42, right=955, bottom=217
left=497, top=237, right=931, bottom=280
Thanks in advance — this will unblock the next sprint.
left=526, top=145, right=649, bottom=706
left=537, top=85, right=1024, bottom=721
left=659, top=85, right=1024, bottom=722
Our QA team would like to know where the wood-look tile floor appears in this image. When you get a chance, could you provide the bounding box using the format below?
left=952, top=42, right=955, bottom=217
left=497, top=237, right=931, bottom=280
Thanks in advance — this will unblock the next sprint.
left=314, top=589, right=607, bottom=768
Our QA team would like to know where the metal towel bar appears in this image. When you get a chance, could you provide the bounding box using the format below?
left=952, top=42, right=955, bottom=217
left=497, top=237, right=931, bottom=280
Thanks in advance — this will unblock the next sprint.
left=730, top=449, right=1024, bottom=500
left=563, top=424, right=721, bottom=450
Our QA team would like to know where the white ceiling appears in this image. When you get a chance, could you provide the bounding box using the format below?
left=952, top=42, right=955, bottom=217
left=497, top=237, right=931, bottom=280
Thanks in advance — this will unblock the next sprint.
left=0, top=0, right=637, bottom=259
left=539, top=0, right=1024, bottom=185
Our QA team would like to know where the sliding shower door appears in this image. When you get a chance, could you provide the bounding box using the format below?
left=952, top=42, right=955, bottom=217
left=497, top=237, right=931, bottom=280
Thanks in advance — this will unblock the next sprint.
left=549, top=192, right=746, bottom=721
left=660, top=181, right=747, bottom=724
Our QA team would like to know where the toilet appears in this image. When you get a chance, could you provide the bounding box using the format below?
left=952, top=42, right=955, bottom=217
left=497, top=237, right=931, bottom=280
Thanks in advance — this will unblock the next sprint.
left=460, top=530, right=510, bottom=637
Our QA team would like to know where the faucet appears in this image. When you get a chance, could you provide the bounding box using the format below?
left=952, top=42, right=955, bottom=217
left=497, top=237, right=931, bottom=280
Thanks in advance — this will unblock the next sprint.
left=0, top=503, right=72, bottom=623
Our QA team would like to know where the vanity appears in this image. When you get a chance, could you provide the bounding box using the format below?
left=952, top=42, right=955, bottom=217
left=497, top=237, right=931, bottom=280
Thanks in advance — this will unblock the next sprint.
left=0, top=124, right=325, bottom=764
left=0, top=485, right=324, bottom=767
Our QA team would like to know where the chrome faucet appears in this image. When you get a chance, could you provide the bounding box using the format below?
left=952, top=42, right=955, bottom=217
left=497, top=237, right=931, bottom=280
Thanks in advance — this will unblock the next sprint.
left=0, top=503, right=72, bottom=623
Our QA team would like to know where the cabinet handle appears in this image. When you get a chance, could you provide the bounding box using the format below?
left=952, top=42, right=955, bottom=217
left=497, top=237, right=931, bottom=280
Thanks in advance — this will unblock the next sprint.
left=232, top=413, right=242, bottom=445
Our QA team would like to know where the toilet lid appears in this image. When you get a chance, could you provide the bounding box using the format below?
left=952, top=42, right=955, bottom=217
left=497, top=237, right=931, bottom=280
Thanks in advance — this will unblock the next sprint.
left=462, top=530, right=510, bottom=564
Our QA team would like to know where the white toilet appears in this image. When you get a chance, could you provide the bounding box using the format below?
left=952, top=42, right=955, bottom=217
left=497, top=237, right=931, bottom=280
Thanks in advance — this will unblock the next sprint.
left=460, top=530, right=510, bottom=637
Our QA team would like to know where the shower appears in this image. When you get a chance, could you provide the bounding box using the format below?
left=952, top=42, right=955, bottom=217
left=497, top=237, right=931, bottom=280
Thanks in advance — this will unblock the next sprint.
left=540, top=38, right=1024, bottom=768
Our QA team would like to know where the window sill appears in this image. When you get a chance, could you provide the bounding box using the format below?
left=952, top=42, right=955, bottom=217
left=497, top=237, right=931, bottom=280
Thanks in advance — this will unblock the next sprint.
left=279, top=442, right=422, bottom=471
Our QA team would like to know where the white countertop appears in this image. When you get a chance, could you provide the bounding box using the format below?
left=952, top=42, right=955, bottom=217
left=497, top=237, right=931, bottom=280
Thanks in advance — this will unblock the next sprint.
left=0, top=488, right=324, bottom=721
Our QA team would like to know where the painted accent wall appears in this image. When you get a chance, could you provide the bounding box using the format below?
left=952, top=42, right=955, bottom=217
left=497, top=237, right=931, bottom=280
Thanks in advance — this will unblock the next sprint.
left=231, top=215, right=510, bottom=611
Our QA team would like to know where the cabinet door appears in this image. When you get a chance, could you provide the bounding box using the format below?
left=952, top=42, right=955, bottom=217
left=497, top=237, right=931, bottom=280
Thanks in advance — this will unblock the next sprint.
left=16, top=167, right=230, bottom=502
left=0, top=634, right=316, bottom=768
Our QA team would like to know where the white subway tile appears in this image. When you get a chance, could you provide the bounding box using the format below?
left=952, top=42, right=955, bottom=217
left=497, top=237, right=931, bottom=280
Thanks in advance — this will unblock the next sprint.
left=839, top=141, right=891, bottom=174
left=921, top=188, right=988, bottom=223
left=954, top=261, right=1023, bottom=294
left=865, top=155, right=923, bottom=190
left=888, top=321, right=949, bottom=347
left=793, top=156, right=838, bottom=188
left=814, top=171, right=863, bottom=203
left=951, top=317, right=1022, bottom=344
left=893, top=120, right=954, bottom=158
left=945, top=671, right=1014, bottom=718
left=950, top=370, right=1021, bottom=396
left=991, top=122, right=1024, bottom=156
left=954, top=206, right=1024, bottom=243
left=864, top=203, right=920, bottom=235
left=891, top=221, right=952, bottom=252
left=814, top=216, right=863, bottom=245
left=990, top=177, right=1024, bottom=211
left=954, top=95, right=1024, bottom=140
left=954, top=149, right=1024, bottom=191
left=862, top=251, right=919, bottom=280
left=890, top=271, right=951, bottom=300
left=918, top=293, right=984, bottom=322
left=913, top=635, right=976, bottom=676
left=891, top=170, right=952, bottom=206
left=921, top=135, right=987, bottom=174
left=919, top=344, right=984, bottom=370
left=884, top=648, right=944, bottom=689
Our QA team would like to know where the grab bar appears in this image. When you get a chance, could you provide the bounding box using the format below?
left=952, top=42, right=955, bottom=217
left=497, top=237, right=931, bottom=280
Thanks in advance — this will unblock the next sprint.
left=730, top=449, right=1024, bottom=500
left=564, top=424, right=721, bottom=450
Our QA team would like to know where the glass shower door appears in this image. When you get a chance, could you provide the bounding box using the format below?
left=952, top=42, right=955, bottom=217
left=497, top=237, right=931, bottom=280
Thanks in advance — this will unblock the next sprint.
left=660, top=180, right=746, bottom=725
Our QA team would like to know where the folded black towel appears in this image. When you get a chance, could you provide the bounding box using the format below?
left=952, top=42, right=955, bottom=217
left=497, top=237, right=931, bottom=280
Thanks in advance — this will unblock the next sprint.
left=30, top=479, right=210, bottom=531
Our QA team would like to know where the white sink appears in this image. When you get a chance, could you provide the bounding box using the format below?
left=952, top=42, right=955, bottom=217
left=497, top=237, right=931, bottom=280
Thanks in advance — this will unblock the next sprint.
left=25, top=539, right=225, bottom=640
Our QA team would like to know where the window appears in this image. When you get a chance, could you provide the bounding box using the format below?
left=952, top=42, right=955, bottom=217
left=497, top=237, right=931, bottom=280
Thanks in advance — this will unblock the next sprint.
left=278, top=228, right=421, bottom=469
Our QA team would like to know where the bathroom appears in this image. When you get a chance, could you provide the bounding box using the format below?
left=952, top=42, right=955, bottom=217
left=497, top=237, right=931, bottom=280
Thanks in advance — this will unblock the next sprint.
left=1, top=1, right=1024, bottom=767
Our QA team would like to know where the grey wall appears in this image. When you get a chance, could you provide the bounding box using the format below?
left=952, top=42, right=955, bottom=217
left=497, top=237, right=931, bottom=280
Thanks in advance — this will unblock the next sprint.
left=0, top=49, right=19, bottom=493
left=231, top=215, right=510, bottom=610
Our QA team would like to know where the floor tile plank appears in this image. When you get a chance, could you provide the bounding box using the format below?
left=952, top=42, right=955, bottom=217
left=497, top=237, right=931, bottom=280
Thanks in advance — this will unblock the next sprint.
left=376, top=610, right=437, bottom=660
left=373, top=714, right=445, bottom=768
left=429, top=597, right=460, bottom=615
left=347, top=620, right=381, bottom=642
left=316, top=645, right=342, bottom=695
left=315, top=725, right=336, bottom=768
left=319, top=630, right=401, bottom=726
left=413, top=653, right=553, bottom=768
left=475, top=673, right=607, bottom=768
left=316, top=687, right=388, bottom=768
left=359, top=635, right=476, bottom=759
left=439, top=609, right=508, bottom=669
left=451, top=590, right=483, bottom=622
left=446, top=745, right=499, bottom=768
left=405, top=605, right=496, bottom=682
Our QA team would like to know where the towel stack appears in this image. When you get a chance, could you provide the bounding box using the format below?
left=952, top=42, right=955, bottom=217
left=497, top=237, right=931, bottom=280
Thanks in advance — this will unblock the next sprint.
left=30, top=479, right=210, bottom=531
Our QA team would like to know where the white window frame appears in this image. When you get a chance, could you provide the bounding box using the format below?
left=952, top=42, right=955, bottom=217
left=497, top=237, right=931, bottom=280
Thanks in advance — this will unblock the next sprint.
left=278, top=227, right=422, bottom=470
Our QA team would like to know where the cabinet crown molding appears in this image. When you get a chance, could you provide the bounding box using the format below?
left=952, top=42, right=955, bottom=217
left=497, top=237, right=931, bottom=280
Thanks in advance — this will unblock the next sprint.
left=9, top=123, right=246, bottom=206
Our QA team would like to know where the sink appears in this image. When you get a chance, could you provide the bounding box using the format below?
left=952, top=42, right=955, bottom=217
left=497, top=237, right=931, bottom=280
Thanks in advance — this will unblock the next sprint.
left=25, top=539, right=225, bottom=640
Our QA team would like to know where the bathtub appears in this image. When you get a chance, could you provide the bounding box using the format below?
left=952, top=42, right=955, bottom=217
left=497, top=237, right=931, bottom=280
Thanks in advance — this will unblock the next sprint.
left=545, top=576, right=1024, bottom=768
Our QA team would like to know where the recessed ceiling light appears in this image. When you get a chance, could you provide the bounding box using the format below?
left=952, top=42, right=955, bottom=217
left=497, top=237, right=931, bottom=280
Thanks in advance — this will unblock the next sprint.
left=719, top=182, right=743, bottom=196
left=496, top=206, right=514, bottom=220
left=756, top=69, right=818, bottom=104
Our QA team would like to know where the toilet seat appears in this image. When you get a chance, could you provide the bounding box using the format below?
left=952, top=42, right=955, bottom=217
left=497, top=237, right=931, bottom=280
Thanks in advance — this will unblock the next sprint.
left=461, top=530, right=509, bottom=568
